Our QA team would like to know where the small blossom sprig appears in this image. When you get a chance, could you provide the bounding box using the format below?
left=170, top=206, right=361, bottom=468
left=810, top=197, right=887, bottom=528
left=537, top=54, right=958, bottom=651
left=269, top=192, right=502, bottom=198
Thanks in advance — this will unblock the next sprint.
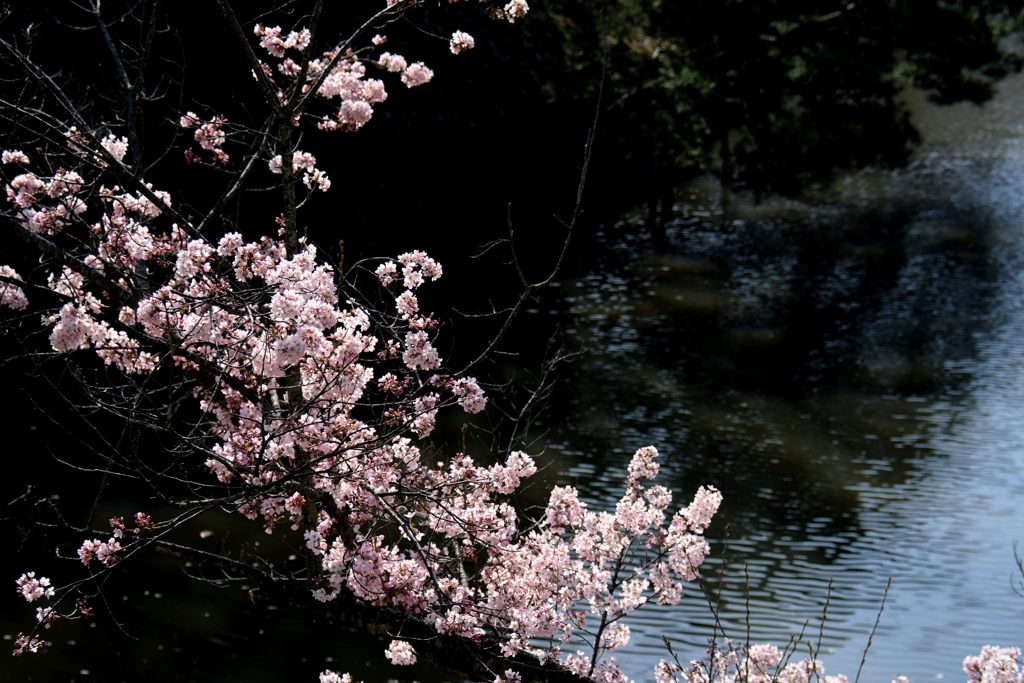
left=79, top=511, right=154, bottom=567
left=13, top=573, right=55, bottom=657
left=247, top=0, right=529, bottom=135
left=15, top=573, right=54, bottom=603
left=652, top=641, right=1024, bottom=683
left=268, top=151, right=331, bottom=192
left=180, top=113, right=231, bottom=166
left=963, top=645, right=1023, bottom=683
left=504, top=0, right=529, bottom=22
left=384, top=639, right=417, bottom=666
left=13, top=633, right=46, bottom=656
left=450, top=31, right=475, bottom=55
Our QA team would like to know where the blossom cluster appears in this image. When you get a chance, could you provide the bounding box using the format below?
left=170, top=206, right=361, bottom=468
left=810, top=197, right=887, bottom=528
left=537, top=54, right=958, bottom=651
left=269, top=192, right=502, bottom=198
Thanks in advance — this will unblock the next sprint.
left=2, top=148, right=86, bottom=235
left=246, top=0, right=528, bottom=135
left=253, top=24, right=312, bottom=58
left=13, top=573, right=57, bottom=657
left=15, top=573, right=54, bottom=603
left=77, top=538, right=123, bottom=566
left=63, top=127, right=129, bottom=169
left=76, top=513, right=152, bottom=571
left=470, top=447, right=721, bottom=680
left=268, top=150, right=331, bottom=192
left=3, top=137, right=725, bottom=678
left=252, top=23, right=394, bottom=133
left=180, top=112, right=230, bottom=166
left=3, top=127, right=498, bottom=531
left=0, top=158, right=182, bottom=370
left=0, top=264, right=29, bottom=310
left=964, top=646, right=1023, bottom=683
left=384, top=639, right=417, bottom=666
left=650, top=642, right=1024, bottom=683
left=504, top=0, right=529, bottom=22
left=653, top=642, right=850, bottom=683
left=13, top=633, right=46, bottom=656
left=450, top=31, right=476, bottom=55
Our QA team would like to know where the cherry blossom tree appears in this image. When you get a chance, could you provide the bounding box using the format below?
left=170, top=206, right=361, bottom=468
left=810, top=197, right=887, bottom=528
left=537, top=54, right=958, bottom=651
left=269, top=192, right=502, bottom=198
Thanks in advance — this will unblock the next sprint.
left=0, top=3, right=1016, bottom=682
left=0, top=1, right=728, bottom=680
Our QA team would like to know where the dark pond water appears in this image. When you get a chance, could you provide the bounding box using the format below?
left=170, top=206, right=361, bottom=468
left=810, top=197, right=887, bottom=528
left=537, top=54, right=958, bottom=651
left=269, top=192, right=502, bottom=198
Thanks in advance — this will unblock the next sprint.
left=5, top=74, right=1024, bottom=683
left=535, top=74, right=1024, bottom=681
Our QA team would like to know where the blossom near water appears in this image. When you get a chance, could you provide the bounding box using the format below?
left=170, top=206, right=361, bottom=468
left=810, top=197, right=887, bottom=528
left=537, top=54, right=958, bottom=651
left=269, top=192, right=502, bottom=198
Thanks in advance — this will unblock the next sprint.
left=2, top=2, right=1017, bottom=682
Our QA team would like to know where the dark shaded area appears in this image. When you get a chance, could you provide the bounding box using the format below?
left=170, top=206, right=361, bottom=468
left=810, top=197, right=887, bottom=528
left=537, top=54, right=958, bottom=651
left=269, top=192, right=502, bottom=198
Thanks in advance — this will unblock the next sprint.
left=532, top=0, right=1023, bottom=213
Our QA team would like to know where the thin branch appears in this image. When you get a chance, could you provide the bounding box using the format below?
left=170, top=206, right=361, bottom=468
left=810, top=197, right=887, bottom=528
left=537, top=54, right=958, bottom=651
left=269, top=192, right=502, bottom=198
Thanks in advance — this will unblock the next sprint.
left=854, top=576, right=892, bottom=683
left=91, top=0, right=141, bottom=174
left=212, top=0, right=282, bottom=113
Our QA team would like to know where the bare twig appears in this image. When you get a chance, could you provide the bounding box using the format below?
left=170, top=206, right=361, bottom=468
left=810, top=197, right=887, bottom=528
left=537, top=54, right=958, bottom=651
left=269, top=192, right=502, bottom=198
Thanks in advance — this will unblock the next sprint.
left=854, top=576, right=892, bottom=683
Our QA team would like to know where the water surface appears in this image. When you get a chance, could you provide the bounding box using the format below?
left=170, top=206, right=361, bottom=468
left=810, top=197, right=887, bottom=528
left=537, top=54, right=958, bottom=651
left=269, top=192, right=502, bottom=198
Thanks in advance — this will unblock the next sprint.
left=538, top=73, right=1024, bottom=681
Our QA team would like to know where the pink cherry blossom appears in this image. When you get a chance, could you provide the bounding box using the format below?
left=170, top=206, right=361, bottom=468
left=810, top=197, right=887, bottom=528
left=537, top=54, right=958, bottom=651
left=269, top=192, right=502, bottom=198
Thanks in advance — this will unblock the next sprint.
left=335, top=100, right=373, bottom=131
left=183, top=114, right=230, bottom=165
left=401, top=62, right=433, bottom=88
left=403, top=330, right=441, bottom=370
left=964, top=646, right=1023, bottom=683
left=275, top=334, right=307, bottom=367
left=504, top=0, right=529, bottom=22
left=16, top=573, right=54, bottom=603
left=100, top=134, right=129, bottom=163
left=378, top=52, right=408, bottom=73
left=319, top=672, right=354, bottom=683
left=268, top=151, right=331, bottom=192
left=412, top=393, right=439, bottom=437
left=626, top=445, right=660, bottom=487
left=375, top=260, right=398, bottom=286
left=35, top=606, right=57, bottom=629
left=13, top=633, right=45, bottom=656
left=452, top=377, right=486, bottom=413
left=253, top=24, right=311, bottom=58
left=0, top=266, right=29, bottom=310
left=7, top=173, right=46, bottom=208
left=450, top=31, right=475, bottom=55
left=78, top=538, right=123, bottom=566
left=2, top=149, right=30, bottom=164
left=384, top=639, right=417, bottom=665
left=679, top=485, right=723, bottom=534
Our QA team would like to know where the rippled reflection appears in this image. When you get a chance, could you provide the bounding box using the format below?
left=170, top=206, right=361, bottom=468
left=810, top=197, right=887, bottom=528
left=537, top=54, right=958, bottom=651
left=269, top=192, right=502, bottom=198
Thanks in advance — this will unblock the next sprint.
left=539, top=75, right=1024, bottom=681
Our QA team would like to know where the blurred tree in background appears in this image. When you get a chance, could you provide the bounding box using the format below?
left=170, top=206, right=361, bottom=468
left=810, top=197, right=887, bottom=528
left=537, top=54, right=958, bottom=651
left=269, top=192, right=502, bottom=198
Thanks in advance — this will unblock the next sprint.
left=529, top=0, right=1024, bottom=215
